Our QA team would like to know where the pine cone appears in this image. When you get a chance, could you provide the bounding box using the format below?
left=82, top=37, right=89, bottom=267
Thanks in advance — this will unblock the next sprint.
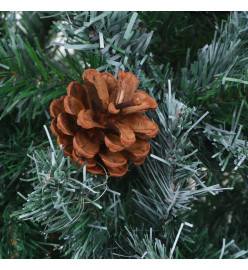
left=50, top=69, right=158, bottom=177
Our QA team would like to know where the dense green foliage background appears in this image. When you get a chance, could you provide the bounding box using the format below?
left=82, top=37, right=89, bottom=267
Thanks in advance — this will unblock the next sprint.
left=0, top=11, right=247, bottom=259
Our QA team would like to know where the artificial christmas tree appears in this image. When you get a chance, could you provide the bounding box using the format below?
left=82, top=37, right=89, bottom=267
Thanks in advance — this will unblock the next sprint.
left=0, top=11, right=248, bottom=259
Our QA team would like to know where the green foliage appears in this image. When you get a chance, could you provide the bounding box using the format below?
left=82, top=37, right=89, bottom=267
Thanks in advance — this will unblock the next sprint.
left=12, top=130, right=127, bottom=258
left=0, top=33, right=83, bottom=122
left=140, top=12, right=228, bottom=70
left=132, top=92, right=226, bottom=244
left=46, top=11, right=153, bottom=75
left=0, top=202, right=52, bottom=259
left=1, top=11, right=248, bottom=259
left=173, top=12, right=248, bottom=132
left=123, top=226, right=247, bottom=259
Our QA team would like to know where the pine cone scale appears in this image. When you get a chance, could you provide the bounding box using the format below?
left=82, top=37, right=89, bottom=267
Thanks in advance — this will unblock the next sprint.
left=108, top=163, right=128, bottom=177
left=77, top=109, right=105, bottom=129
left=120, top=115, right=159, bottom=139
left=115, top=71, right=139, bottom=104
left=104, top=133, right=125, bottom=152
left=100, top=72, right=118, bottom=97
left=67, top=82, right=91, bottom=109
left=121, top=90, right=158, bottom=115
left=73, top=130, right=100, bottom=158
left=87, top=164, right=105, bottom=175
left=51, top=118, right=62, bottom=137
left=57, top=113, right=78, bottom=136
left=113, top=122, right=136, bottom=146
left=57, top=134, right=73, bottom=151
left=83, top=69, right=109, bottom=112
left=99, top=150, right=127, bottom=168
left=50, top=96, right=66, bottom=117
left=64, top=95, right=85, bottom=116
left=124, top=138, right=151, bottom=158
left=72, top=150, right=96, bottom=168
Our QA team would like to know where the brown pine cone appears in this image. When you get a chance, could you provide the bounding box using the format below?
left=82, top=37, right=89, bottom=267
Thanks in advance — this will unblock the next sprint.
left=50, top=69, right=158, bottom=177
